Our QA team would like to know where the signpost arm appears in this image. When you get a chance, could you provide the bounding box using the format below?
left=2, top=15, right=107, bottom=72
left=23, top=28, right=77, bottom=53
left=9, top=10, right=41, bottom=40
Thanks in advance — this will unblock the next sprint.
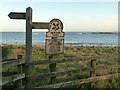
left=25, top=7, right=32, bottom=89
left=8, top=12, right=26, bottom=19
left=32, top=22, right=49, bottom=29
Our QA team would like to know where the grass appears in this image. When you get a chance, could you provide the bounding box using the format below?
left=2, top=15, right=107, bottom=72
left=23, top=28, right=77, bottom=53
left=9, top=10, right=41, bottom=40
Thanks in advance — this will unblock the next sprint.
left=2, top=44, right=119, bottom=89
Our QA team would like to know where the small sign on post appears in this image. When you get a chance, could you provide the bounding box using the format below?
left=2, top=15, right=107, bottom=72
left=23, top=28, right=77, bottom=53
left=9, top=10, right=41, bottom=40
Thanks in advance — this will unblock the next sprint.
left=45, top=19, right=64, bottom=55
left=8, top=12, right=26, bottom=19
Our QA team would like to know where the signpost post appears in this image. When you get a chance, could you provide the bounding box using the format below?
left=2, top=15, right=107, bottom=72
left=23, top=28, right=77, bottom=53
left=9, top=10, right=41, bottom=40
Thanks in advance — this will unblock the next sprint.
left=8, top=7, right=33, bottom=89
left=45, top=19, right=64, bottom=84
left=25, top=7, right=32, bottom=89
left=8, top=7, right=64, bottom=87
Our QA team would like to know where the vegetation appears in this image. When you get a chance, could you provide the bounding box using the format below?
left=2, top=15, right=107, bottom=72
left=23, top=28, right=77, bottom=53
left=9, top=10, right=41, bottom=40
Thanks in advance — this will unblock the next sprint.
left=2, top=44, right=119, bottom=89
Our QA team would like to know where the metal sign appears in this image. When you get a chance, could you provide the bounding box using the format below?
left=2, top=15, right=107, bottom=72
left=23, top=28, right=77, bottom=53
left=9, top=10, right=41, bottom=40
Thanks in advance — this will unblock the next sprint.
left=45, top=19, right=64, bottom=55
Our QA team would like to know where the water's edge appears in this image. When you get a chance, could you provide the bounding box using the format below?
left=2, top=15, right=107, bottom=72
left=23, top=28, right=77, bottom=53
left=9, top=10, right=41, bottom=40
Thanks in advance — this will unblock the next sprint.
left=1, top=32, right=118, bottom=46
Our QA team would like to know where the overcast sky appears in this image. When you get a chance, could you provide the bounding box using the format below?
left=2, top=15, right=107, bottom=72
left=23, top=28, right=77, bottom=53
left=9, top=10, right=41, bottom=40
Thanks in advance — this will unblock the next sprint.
left=0, top=0, right=119, bottom=32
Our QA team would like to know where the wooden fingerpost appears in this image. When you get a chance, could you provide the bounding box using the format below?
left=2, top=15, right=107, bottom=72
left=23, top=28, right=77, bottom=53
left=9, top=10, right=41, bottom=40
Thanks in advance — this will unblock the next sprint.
left=25, top=7, right=32, bottom=89
left=90, top=57, right=96, bottom=89
left=49, top=55, right=56, bottom=84
left=17, top=55, right=23, bottom=88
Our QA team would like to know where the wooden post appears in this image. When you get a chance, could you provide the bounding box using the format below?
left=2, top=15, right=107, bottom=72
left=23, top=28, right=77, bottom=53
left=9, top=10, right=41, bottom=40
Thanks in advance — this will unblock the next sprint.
left=25, top=7, right=32, bottom=89
left=17, top=55, right=23, bottom=87
left=49, top=55, right=56, bottom=84
left=90, top=57, right=96, bottom=89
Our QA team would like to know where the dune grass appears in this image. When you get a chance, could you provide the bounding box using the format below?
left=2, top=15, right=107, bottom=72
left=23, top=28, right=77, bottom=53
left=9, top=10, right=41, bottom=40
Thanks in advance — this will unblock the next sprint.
left=2, top=44, right=119, bottom=88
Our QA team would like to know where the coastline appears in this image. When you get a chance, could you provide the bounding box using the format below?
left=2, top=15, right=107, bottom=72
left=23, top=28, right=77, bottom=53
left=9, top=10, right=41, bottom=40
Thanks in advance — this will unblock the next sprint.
left=1, top=43, right=118, bottom=47
left=2, top=32, right=118, bottom=47
left=64, top=43, right=118, bottom=47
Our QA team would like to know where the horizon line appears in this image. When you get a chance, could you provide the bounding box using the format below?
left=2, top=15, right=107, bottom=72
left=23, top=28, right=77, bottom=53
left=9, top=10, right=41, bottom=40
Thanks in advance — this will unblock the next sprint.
left=0, top=31, right=118, bottom=33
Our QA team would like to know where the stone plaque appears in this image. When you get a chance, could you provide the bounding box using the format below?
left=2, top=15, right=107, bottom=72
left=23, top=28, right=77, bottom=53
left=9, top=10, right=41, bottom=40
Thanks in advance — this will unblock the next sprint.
left=45, top=38, right=64, bottom=54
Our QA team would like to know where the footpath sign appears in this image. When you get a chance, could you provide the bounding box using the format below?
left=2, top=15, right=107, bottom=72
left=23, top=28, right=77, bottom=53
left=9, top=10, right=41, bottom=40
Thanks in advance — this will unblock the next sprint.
left=45, top=19, right=64, bottom=55
left=8, top=12, right=26, bottom=19
left=8, top=7, right=64, bottom=87
left=8, top=7, right=64, bottom=55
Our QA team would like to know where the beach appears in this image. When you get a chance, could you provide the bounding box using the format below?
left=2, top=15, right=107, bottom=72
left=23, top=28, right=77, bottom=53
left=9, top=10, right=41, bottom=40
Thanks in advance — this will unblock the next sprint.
left=1, top=32, right=119, bottom=88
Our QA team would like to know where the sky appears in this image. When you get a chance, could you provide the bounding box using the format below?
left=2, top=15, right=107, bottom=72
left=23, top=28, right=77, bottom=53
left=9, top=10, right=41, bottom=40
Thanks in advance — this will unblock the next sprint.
left=0, top=0, right=119, bottom=32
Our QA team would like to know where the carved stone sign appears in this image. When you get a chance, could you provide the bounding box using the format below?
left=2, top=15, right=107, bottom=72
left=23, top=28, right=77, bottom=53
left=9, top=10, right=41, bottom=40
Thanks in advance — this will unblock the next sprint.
left=45, top=19, right=64, bottom=55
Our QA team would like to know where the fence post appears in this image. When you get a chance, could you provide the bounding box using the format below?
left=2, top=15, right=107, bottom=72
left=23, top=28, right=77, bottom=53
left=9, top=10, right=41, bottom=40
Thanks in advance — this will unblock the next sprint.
left=49, top=55, right=56, bottom=84
left=17, top=55, right=23, bottom=88
left=90, top=57, right=96, bottom=89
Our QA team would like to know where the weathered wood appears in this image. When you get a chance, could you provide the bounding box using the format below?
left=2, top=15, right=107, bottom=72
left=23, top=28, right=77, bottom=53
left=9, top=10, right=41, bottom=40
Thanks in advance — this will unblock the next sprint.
left=1, top=59, right=25, bottom=67
left=8, top=12, right=26, bottom=19
left=31, top=69, right=88, bottom=80
left=32, top=22, right=49, bottom=29
left=90, top=58, right=96, bottom=88
left=31, top=56, right=92, bottom=65
left=37, top=73, right=118, bottom=88
left=90, top=58, right=96, bottom=77
left=25, top=7, right=32, bottom=89
left=2, top=73, right=25, bottom=86
left=17, top=55, right=23, bottom=87
left=49, top=55, right=56, bottom=84
left=2, top=59, right=17, bottom=62
left=20, top=64, right=26, bottom=89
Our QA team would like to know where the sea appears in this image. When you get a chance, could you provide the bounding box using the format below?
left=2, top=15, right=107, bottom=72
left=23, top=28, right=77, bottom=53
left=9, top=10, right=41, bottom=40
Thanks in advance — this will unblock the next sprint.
left=1, top=32, right=118, bottom=46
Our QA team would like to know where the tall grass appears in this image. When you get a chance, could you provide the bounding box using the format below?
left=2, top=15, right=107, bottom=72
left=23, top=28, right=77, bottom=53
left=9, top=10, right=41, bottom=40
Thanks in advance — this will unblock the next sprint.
left=2, top=44, right=119, bottom=88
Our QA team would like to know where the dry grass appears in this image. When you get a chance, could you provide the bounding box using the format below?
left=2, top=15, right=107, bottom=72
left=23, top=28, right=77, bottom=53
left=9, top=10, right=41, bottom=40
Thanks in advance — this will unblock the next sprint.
left=2, top=44, right=119, bottom=88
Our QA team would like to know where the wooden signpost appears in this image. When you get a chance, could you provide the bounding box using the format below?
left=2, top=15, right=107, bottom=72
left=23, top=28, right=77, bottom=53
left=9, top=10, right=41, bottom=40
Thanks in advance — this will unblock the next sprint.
left=8, top=7, right=64, bottom=87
